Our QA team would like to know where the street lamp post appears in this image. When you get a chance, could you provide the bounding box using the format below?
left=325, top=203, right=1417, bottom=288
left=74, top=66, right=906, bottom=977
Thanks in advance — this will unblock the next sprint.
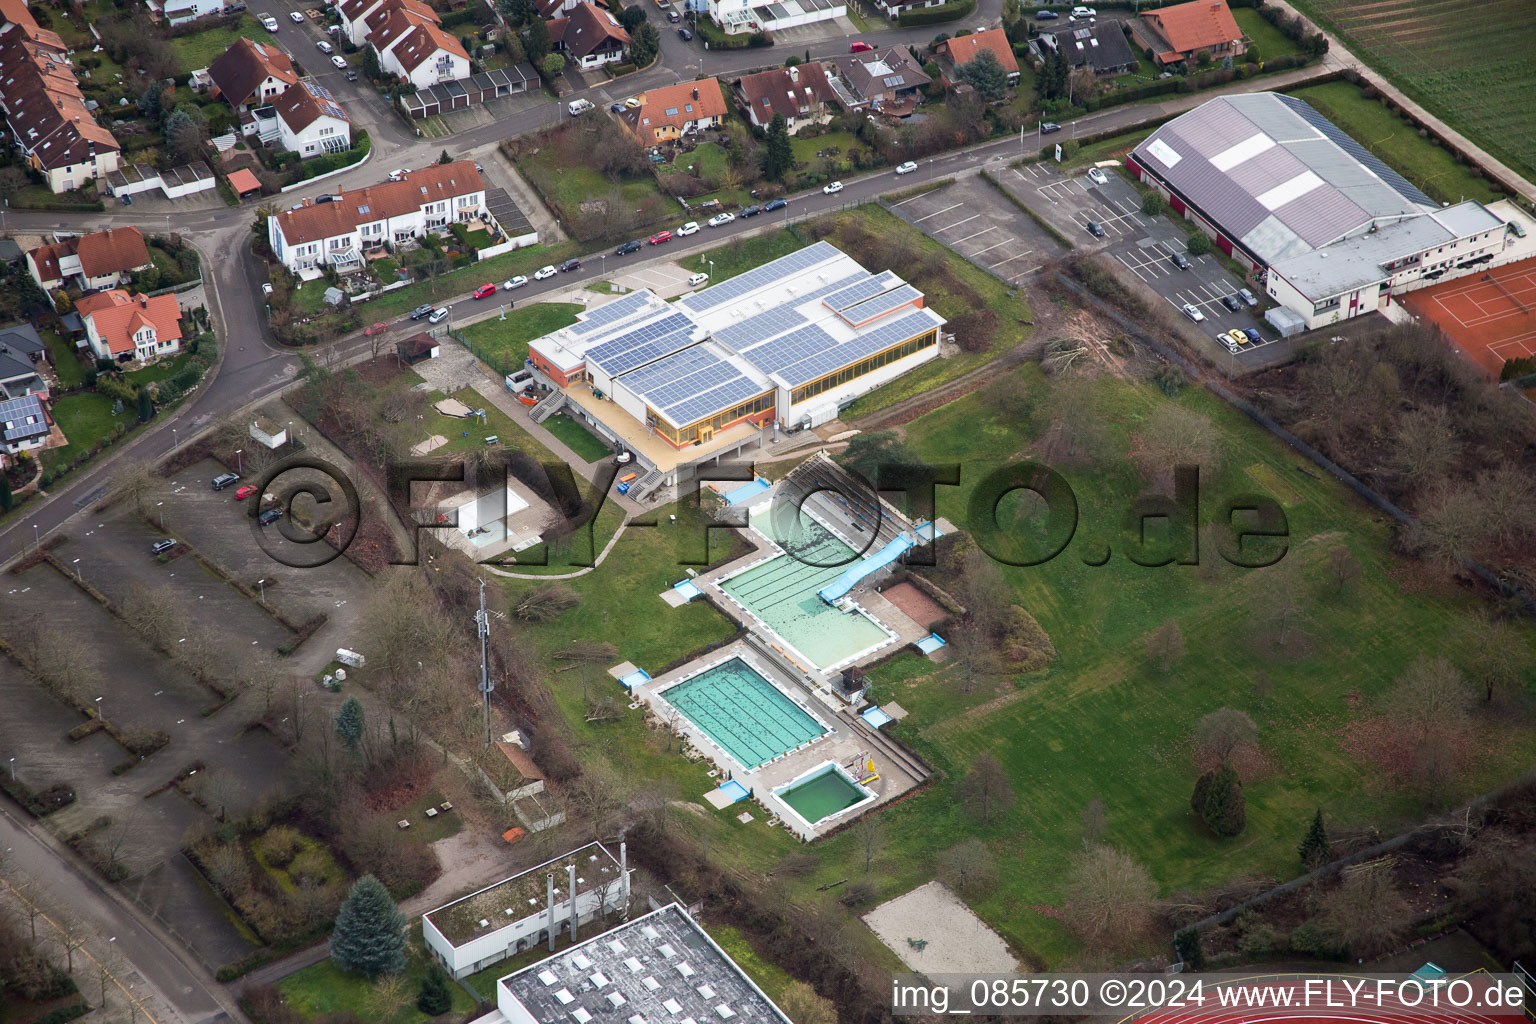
left=94, top=696, right=104, bottom=721
left=257, top=578, right=266, bottom=603
left=31, top=523, right=38, bottom=551
left=170, top=427, right=178, bottom=451
left=156, top=502, right=165, bottom=530
left=72, top=558, right=83, bottom=583
left=8, top=757, right=14, bottom=780
left=235, top=449, right=243, bottom=474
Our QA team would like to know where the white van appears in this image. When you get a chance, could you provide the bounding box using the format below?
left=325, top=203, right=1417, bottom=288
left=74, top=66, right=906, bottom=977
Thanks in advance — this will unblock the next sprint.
left=567, top=98, right=594, bottom=116
left=687, top=272, right=709, bottom=287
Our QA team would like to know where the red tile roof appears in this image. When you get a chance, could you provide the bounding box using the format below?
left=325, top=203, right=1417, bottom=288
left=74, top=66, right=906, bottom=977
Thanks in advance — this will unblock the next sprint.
left=733, top=63, right=835, bottom=125
left=938, top=28, right=1019, bottom=76
left=271, top=161, right=483, bottom=245
left=0, top=0, right=63, bottom=50
left=75, top=226, right=150, bottom=279
left=1140, top=0, right=1243, bottom=55
left=0, top=26, right=119, bottom=171
left=391, top=20, right=468, bottom=73
left=207, top=37, right=297, bottom=108
left=494, top=741, right=543, bottom=781
left=628, top=78, right=727, bottom=139
left=227, top=167, right=262, bottom=195
left=366, top=3, right=438, bottom=53
left=273, top=80, right=350, bottom=134
left=76, top=289, right=182, bottom=356
left=548, top=2, right=629, bottom=60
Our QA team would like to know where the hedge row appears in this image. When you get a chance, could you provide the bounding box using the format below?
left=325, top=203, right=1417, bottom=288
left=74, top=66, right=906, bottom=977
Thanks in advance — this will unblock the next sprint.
left=897, top=0, right=976, bottom=27
left=299, top=128, right=372, bottom=181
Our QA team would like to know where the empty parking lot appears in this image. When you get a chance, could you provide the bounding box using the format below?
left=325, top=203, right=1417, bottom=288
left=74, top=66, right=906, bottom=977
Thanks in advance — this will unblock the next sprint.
left=890, top=175, right=1067, bottom=282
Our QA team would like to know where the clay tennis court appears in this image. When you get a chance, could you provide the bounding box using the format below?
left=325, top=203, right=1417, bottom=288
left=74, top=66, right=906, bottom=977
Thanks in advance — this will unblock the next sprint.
left=1401, top=258, right=1536, bottom=377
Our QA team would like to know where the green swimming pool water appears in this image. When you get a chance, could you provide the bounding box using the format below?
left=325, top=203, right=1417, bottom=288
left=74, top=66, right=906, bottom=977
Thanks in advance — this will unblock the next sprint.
left=661, top=657, right=826, bottom=769
left=720, top=511, right=892, bottom=670
left=777, top=766, right=868, bottom=825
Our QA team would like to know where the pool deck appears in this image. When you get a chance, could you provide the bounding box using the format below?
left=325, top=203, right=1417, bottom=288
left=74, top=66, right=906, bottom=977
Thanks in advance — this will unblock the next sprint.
left=633, top=638, right=923, bottom=841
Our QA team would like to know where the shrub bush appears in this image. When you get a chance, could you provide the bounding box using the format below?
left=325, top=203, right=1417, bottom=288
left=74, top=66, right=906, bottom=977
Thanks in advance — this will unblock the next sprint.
left=898, top=0, right=976, bottom=27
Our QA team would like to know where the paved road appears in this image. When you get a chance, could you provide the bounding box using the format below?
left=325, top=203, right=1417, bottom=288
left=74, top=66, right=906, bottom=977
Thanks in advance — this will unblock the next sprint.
left=0, top=804, right=234, bottom=1024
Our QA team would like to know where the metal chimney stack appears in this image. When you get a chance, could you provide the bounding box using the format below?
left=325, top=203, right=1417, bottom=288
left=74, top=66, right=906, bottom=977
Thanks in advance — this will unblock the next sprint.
left=547, top=873, right=556, bottom=952
left=568, top=864, right=579, bottom=942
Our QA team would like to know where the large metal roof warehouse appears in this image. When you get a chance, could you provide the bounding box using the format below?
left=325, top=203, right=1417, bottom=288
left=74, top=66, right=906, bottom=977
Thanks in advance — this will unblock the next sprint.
left=1127, top=92, right=1516, bottom=331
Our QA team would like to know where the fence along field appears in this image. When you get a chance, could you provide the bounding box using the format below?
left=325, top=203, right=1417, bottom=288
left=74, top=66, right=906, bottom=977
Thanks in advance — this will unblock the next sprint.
left=1290, top=0, right=1536, bottom=186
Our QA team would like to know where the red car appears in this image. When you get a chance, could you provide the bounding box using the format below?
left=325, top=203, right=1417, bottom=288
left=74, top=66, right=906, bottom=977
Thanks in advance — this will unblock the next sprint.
left=472, top=283, right=497, bottom=299
left=233, top=484, right=258, bottom=501
left=648, top=230, right=673, bottom=245
left=850, top=40, right=873, bottom=52
left=363, top=322, right=387, bottom=336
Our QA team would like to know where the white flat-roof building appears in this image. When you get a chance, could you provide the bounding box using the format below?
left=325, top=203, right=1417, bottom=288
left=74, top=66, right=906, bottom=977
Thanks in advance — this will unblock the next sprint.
left=528, top=241, right=944, bottom=498
left=495, top=903, right=793, bottom=1024
left=423, top=843, right=630, bottom=980
left=1127, top=92, right=1522, bottom=330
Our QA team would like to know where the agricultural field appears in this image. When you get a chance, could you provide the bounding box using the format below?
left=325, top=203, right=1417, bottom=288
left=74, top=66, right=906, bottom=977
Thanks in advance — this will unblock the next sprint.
left=1288, top=0, right=1536, bottom=186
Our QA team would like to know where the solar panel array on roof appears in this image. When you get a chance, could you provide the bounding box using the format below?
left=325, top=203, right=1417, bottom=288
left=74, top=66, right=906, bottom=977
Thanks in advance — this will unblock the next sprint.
left=569, top=290, right=653, bottom=336
left=712, top=271, right=867, bottom=351
left=739, top=323, right=840, bottom=375
left=0, top=395, right=46, bottom=442
left=307, top=82, right=348, bottom=122
left=681, top=241, right=839, bottom=313
left=622, top=344, right=765, bottom=427
left=839, top=283, right=919, bottom=325
left=778, top=310, right=939, bottom=387
left=823, top=270, right=899, bottom=311
left=585, top=311, right=694, bottom=376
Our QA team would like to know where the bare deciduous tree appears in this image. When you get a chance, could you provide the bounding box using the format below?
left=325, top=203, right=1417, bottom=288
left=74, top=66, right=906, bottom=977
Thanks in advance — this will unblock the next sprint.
left=1326, top=545, right=1362, bottom=595
left=777, top=981, right=837, bottom=1024
left=937, top=838, right=997, bottom=897
left=1193, top=708, right=1258, bottom=764
left=852, top=816, right=886, bottom=873
left=1319, top=860, right=1412, bottom=958
left=1392, top=404, right=1458, bottom=491
left=1132, top=405, right=1220, bottom=491
left=1081, top=796, right=1108, bottom=846
left=1062, top=844, right=1156, bottom=950
left=959, top=754, right=1015, bottom=826
left=1390, top=656, right=1473, bottom=741
left=1147, top=619, right=1185, bottom=673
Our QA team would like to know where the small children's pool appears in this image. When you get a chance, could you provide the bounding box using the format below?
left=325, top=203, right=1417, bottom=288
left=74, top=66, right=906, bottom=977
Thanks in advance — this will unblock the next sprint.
left=774, top=762, right=875, bottom=829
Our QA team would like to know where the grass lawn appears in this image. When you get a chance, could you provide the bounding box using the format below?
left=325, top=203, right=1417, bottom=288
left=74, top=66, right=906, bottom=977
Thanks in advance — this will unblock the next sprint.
left=11, top=184, right=97, bottom=210
left=789, top=131, right=873, bottom=178
left=394, top=789, right=463, bottom=844
left=1059, top=127, right=1157, bottom=172
left=514, top=136, right=673, bottom=243
left=292, top=282, right=332, bottom=316
left=168, top=16, right=263, bottom=75
left=680, top=229, right=805, bottom=281
left=1234, top=7, right=1303, bottom=60
left=43, top=392, right=125, bottom=472
left=701, top=924, right=796, bottom=1002
left=456, top=302, right=582, bottom=377
left=673, top=142, right=728, bottom=179
left=125, top=352, right=191, bottom=387
left=43, top=329, right=86, bottom=388
left=276, top=941, right=475, bottom=1023
left=1285, top=81, right=1503, bottom=206
left=414, top=383, right=544, bottom=459
left=541, top=413, right=612, bottom=463
left=365, top=242, right=584, bottom=319
left=820, top=363, right=1536, bottom=963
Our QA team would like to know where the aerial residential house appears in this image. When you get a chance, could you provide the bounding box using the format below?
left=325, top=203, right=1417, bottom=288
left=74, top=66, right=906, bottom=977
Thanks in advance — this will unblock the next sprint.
left=547, top=2, right=630, bottom=71
left=0, top=323, right=50, bottom=400
left=208, top=37, right=297, bottom=113
left=266, top=162, right=487, bottom=273
left=74, top=289, right=184, bottom=364
left=534, top=0, right=607, bottom=17
left=0, top=393, right=52, bottom=464
left=936, top=28, right=1020, bottom=88
left=623, top=78, right=727, bottom=144
left=733, top=63, right=836, bottom=134
left=273, top=81, right=351, bottom=157
left=337, top=0, right=390, bottom=46
left=1131, top=0, right=1246, bottom=67
left=366, top=1, right=469, bottom=89
left=824, top=46, right=930, bottom=116
left=148, top=0, right=226, bottom=26
left=421, top=842, right=631, bottom=980
left=1031, top=21, right=1138, bottom=75
left=0, top=20, right=121, bottom=192
left=26, top=226, right=153, bottom=293
left=705, top=0, right=844, bottom=34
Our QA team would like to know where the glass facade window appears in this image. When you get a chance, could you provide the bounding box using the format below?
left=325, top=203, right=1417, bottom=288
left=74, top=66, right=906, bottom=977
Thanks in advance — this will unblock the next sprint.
left=648, top=391, right=774, bottom=445
left=789, top=329, right=937, bottom=405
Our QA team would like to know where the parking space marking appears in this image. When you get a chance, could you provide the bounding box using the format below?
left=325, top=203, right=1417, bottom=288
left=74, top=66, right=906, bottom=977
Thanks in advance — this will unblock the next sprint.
left=951, top=225, right=1000, bottom=245
left=969, top=239, right=1012, bottom=257
left=891, top=191, right=932, bottom=207
left=990, top=251, right=1036, bottom=268
left=932, top=213, right=981, bottom=234
left=913, top=202, right=963, bottom=223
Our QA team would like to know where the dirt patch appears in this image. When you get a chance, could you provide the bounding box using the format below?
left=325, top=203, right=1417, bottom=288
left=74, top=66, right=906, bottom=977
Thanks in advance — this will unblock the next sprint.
left=862, top=880, right=1019, bottom=975
left=881, top=582, right=948, bottom=629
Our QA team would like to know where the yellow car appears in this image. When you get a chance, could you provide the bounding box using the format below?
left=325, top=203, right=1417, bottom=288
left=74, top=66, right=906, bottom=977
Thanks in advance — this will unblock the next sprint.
left=1223, top=329, right=1249, bottom=347
left=624, top=97, right=640, bottom=109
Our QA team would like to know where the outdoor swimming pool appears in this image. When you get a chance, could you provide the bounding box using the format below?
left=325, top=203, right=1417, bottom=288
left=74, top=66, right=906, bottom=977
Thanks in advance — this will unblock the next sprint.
left=658, top=657, right=828, bottom=769
left=774, top=762, right=874, bottom=829
left=719, top=510, right=894, bottom=671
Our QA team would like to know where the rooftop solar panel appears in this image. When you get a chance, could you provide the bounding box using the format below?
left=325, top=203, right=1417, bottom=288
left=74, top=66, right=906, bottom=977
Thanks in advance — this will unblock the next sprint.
left=568, top=290, right=654, bottom=336
left=618, top=343, right=716, bottom=394
left=839, top=283, right=919, bottom=325
left=682, top=241, right=840, bottom=313
left=822, top=270, right=900, bottom=311
left=741, top=323, right=839, bottom=375
left=585, top=311, right=694, bottom=375
left=777, top=310, right=939, bottom=387
left=664, top=374, right=763, bottom=426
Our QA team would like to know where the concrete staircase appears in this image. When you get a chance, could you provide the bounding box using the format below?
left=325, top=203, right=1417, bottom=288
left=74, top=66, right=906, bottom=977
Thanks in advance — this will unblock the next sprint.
left=528, top=390, right=567, bottom=424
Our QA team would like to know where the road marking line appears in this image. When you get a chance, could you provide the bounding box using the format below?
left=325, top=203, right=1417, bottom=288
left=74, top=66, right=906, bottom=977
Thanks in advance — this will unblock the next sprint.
left=913, top=202, right=963, bottom=223
left=970, top=240, right=1011, bottom=257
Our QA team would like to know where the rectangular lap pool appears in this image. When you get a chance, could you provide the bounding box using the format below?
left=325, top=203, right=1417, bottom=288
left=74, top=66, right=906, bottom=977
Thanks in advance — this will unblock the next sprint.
left=719, top=511, right=894, bottom=671
left=774, top=762, right=875, bottom=829
left=659, top=657, right=827, bottom=769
